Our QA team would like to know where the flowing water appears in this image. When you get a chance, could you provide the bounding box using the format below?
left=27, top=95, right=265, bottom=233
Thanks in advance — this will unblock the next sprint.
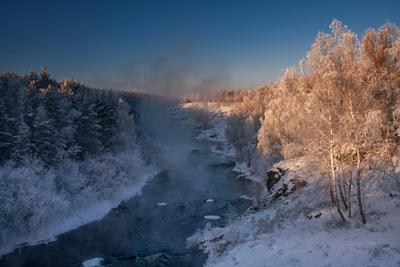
left=0, top=96, right=252, bottom=267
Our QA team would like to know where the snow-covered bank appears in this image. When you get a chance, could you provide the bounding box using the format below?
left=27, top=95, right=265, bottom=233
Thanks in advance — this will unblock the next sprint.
left=0, top=72, right=163, bottom=256
left=0, top=150, right=158, bottom=256
left=188, top=157, right=400, bottom=267
left=179, top=102, right=236, bottom=157
left=180, top=101, right=260, bottom=183
left=183, top=101, right=400, bottom=267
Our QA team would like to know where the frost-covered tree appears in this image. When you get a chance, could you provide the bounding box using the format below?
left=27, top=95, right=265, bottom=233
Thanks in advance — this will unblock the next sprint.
left=96, top=91, right=118, bottom=151
left=22, top=76, right=40, bottom=149
left=43, top=83, right=73, bottom=158
left=75, top=99, right=102, bottom=158
left=13, top=120, right=32, bottom=163
left=219, top=20, right=400, bottom=224
left=226, top=114, right=259, bottom=164
left=0, top=69, right=125, bottom=165
left=0, top=98, right=14, bottom=163
left=32, top=104, right=58, bottom=166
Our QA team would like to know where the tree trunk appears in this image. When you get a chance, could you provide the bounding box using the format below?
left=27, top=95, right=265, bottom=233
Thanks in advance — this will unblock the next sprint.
left=329, top=174, right=336, bottom=204
left=338, top=173, right=349, bottom=209
left=329, top=151, right=337, bottom=205
left=342, top=168, right=349, bottom=203
left=356, top=147, right=367, bottom=224
left=330, top=148, right=347, bottom=223
left=348, top=171, right=353, bottom=218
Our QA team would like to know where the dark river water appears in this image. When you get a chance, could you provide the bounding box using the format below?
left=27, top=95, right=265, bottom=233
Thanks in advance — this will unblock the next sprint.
left=0, top=96, right=252, bottom=267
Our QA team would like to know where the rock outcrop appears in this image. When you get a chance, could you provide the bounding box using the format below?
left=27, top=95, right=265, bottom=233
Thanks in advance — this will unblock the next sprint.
left=265, top=165, right=307, bottom=201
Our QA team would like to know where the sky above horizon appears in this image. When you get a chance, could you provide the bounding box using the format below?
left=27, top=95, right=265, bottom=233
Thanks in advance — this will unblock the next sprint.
left=1, top=0, right=399, bottom=94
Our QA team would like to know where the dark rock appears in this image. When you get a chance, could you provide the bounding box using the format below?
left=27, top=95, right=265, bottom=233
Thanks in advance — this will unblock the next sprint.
left=211, top=160, right=235, bottom=168
left=307, top=211, right=323, bottom=219
left=271, top=177, right=307, bottom=200
left=266, top=165, right=307, bottom=201
left=314, top=212, right=322, bottom=218
left=291, top=178, right=307, bottom=190
left=389, top=190, right=399, bottom=198
left=266, top=167, right=286, bottom=190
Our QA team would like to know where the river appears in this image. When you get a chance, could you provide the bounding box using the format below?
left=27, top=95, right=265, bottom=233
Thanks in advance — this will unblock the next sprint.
left=0, top=95, right=252, bottom=267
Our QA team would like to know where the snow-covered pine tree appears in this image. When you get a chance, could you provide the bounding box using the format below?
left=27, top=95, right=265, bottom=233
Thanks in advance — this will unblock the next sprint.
left=0, top=98, right=14, bottom=164
left=13, top=119, right=33, bottom=164
left=75, top=97, right=102, bottom=158
left=43, top=83, right=73, bottom=159
left=22, top=72, right=41, bottom=150
left=38, top=67, right=56, bottom=89
left=0, top=75, right=20, bottom=137
left=96, top=91, right=118, bottom=151
left=0, top=70, right=123, bottom=164
left=32, top=104, right=58, bottom=166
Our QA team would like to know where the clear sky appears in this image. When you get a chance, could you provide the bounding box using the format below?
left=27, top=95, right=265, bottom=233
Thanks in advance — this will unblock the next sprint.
left=1, top=0, right=399, bottom=93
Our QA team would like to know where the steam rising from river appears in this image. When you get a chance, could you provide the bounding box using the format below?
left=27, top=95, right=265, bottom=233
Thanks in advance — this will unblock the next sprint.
left=89, top=44, right=232, bottom=98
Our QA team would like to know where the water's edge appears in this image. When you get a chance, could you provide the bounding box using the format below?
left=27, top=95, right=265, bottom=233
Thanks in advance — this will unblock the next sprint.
left=0, top=99, right=253, bottom=267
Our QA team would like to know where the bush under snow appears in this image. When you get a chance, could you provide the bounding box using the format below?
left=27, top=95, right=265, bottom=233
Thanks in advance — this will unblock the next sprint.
left=0, top=148, right=156, bottom=255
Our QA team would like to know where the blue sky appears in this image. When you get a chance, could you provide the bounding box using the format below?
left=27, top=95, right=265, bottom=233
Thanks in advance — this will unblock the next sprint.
left=1, top=0, right=399, bottom=92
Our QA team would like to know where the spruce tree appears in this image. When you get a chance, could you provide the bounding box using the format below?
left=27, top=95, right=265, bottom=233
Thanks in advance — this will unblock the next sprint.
left=32, top=104, right=58, bottom=166
left=75, top=98, right=101, bottom=158
left=96, top=91, right=118, bottom=151
left=13, top=119, right=32, bottom=164
left=0, top=98, right=14, bottom=163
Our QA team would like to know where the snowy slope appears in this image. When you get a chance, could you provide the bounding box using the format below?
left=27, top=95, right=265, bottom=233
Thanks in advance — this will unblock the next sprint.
left=0, top=151, right=158, bottom=256
left=188, top=158, right=400, bottom=267
left=180, top=102, right=240, bottom=163
left=184, top=101, right=400, bottom=267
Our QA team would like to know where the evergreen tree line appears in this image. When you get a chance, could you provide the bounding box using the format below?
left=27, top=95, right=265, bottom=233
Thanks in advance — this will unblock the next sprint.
left=0, top=68, right=120, bottom=166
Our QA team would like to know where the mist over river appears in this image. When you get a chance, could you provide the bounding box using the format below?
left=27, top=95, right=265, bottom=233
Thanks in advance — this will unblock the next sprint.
left=0, top=96, right=252, bottom=267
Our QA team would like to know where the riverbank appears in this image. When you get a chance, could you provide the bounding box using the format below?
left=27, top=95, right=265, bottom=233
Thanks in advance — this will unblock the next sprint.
left=183, top=101, right=400, bottom=267
left=0, top=99, right=253, bottom=267
left=0, top=138, right=158, bottom=258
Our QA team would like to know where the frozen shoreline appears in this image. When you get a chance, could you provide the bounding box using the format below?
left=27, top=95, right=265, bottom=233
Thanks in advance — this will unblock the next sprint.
left=0, top=166, right=157, bottom=257
left=183, top=101, right=400, bottom=267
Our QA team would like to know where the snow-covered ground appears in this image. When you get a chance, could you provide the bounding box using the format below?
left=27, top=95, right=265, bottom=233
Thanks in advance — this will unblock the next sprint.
left=180, top=102, right=236, bottom=158
left=188, top=158, right=400, bottom=267
left=183, top=101, right=400, bottom=267
left=180, top=101, right=261, bottom=183
left=0, top=150, right=158, bottom=256
left=82, top=257, right=104, bottom=267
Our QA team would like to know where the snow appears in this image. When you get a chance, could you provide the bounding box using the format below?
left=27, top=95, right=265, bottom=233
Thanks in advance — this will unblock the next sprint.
left=188, top=157, right=400, bottom=267
left=239, top=195, right=252, bottom=201
left=82, top=257, right=103, bottom=267
left=204, top=215, right=221, bottom=220
left=194, top=202, right=400, bottom=267
left=180, top=102, right=236, bottom=158
left=0, top=151, right=158, bottom=256
left=205, top=226, right=400, bottom=267
left=232, top=162, right=263, bottom=184
left=157, top=202, right=168, bottom=206
left=0, top=89, right=163, bottom=256
left=180, top=101, right=262, bottom=184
